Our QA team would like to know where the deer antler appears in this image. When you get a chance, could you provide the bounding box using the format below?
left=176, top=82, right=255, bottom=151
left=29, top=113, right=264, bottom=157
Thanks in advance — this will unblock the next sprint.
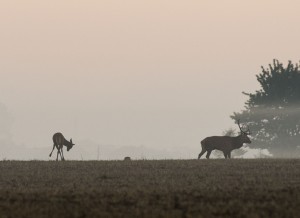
left=245, top=126, right=251, bottom=135
left=237, top=119, right=251, bottom=135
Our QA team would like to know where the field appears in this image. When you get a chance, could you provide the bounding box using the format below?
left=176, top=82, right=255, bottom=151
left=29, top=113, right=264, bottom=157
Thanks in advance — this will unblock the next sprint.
left=0, top=159, right=300, bottom=218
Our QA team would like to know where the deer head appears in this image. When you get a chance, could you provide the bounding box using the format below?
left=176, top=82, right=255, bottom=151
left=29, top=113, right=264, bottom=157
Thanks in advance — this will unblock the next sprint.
left=237, top=120, right=251, bottom=144
left=67, top=138, right=75, bottom=151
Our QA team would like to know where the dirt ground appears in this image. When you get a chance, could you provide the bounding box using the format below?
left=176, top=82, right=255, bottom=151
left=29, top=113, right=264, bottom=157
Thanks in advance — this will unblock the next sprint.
left=0, top=159, right=299, bottom=218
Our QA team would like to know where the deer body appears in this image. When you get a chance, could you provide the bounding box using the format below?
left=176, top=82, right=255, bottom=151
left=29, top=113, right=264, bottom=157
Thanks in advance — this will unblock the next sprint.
left=49, top=133, right=75, bottom=161
left=198, top=120, right=251, bottom=159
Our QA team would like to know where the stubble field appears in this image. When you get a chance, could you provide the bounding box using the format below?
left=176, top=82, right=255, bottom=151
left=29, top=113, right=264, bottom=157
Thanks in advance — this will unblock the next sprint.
left=0, top=159, right=300, bottom=218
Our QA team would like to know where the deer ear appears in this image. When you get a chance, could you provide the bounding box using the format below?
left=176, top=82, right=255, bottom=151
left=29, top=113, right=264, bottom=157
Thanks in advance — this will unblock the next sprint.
left=70, top=138, right=72, bottom=143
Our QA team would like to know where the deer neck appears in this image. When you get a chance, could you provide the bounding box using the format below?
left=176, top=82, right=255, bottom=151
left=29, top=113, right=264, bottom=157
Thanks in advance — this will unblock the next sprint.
left=234, top=136, right=244, bottom=149
left=63, top=139, right=71, bottom=147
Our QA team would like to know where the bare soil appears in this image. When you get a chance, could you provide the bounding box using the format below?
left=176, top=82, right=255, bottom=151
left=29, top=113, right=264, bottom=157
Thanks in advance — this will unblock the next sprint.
left=0, top=159, right=299, bottom=218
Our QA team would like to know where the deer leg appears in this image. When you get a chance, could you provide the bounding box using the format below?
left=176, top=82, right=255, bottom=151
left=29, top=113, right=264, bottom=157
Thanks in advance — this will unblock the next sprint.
left=61, top=148, right=65, bottom=161
left=206, top=150, right=212, bottom=159
left=223, top=152, right=227, bottom=159
left=49, top=144, right=56, bottom=157
left=225, top=152, right=230, bottom=159
left=198, top=149, right=206, bottom=159
left=56, top=149, right=60, bottom=161
left=57, top=145, right=64, bottom=161
left=228, top=152, right=231, bottom=159
left=59, top=148, right=64, bottom=161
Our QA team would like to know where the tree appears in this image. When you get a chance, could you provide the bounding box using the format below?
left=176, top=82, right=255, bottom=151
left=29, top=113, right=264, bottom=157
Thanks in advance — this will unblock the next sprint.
left=231, top=60, right=300, bottom=157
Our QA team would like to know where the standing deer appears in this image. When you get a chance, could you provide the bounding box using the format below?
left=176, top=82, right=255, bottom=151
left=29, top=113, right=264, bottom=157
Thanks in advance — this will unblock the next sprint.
left=198, top=120, right=251, bottom=159
left=49, top=133, right=75, bottom=161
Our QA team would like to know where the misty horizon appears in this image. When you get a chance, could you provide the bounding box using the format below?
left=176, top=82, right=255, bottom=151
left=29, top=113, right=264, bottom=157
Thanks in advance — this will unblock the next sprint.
left=1, top=1, right=300, bottom=159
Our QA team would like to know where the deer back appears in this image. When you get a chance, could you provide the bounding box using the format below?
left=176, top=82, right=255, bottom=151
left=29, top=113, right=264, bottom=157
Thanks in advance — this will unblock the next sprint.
left=53, top=132, right=66, bottom=145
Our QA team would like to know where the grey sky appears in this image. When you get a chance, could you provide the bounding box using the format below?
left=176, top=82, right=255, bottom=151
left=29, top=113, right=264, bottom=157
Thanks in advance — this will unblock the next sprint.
left=1, top=1, right=300, bottom=159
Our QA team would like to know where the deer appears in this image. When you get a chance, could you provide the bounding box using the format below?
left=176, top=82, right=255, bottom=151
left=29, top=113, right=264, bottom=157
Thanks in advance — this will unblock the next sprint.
left=198, top=120, right=251, bottom=159
left=49, top=132, right=75, bottom=161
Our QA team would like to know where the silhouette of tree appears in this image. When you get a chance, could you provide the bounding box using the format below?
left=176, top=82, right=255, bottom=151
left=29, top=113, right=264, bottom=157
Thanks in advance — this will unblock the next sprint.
left=231, top=60, right=300, bottom=157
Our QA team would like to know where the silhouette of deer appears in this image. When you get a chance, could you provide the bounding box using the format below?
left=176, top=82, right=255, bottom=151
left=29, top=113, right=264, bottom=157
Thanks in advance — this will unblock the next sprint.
left=49, top=133, right=75, bottom=161
left=198, top=120, right=251, bottom=159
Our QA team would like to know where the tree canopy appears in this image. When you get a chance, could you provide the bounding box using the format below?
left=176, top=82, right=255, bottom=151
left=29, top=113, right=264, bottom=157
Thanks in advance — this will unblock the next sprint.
left=231, top=60, right=300, bottom=157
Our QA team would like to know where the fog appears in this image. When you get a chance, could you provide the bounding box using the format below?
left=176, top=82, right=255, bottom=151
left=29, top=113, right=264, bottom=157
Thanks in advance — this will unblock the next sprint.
left=1, top=1, right=300, bottom=159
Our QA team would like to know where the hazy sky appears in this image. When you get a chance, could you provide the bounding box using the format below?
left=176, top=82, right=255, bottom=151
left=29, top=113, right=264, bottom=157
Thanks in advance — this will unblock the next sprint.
left=1, top=1, right=300, bottom=157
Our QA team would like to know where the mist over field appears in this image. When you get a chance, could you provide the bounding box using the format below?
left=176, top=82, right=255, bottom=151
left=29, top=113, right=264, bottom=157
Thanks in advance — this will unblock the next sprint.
left=1, top=1, right=300, bottom=160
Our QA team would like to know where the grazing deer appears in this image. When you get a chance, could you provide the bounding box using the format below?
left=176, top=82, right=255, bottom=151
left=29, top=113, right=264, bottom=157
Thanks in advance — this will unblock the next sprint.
left=49, top=133, right=75, bottom=161
left=198, top=120, right=251, bottom=159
